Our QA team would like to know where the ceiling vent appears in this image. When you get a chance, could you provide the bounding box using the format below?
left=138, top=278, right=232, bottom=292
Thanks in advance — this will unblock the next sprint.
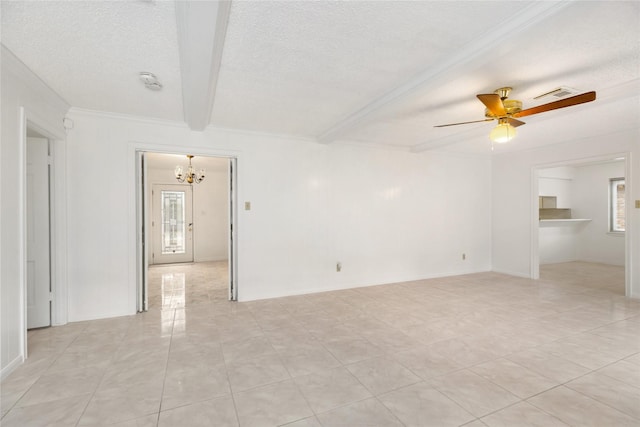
left=533, top=86, right=580, bottom=100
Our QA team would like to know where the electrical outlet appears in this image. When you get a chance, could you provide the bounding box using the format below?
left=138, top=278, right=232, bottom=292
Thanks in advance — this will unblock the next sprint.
left=462, top=253, right=466, bottom=260
left=636, top=200, right=640, bottom=209
left=336, top=262, right=342, bottom=272
left=245, top=201, right=251, bottom=211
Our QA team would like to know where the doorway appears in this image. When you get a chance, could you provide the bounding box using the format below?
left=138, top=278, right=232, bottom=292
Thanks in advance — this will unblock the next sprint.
left=19, top=110, right=68, bottom=363
left=137, top=151, right=237, bottom=312
left=533, top=154, right=630, bottom=296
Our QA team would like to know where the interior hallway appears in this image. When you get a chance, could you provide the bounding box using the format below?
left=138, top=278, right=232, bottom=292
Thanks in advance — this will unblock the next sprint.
left=1, top=262, right=639, bottom=426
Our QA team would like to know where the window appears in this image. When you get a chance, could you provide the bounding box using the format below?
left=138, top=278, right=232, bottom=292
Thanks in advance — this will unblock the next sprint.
left=609, top=178, right=625, bottom=232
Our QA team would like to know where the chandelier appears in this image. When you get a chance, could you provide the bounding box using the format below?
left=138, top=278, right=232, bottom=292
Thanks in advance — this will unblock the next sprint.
left=175, top=155, right=205, bottom=184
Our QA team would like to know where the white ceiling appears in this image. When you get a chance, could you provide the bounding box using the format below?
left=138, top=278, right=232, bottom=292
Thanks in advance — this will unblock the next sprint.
left=2, top=1, right=639, bottom=153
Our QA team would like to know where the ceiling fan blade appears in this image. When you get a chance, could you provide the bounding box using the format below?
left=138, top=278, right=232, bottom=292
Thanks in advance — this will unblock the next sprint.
left=434, top=118, right=494, bottom=127
left=514, top=91, right=596, bottom=118
left=507, top=118, right=526, bottom=127
left=477, top=93, right=506, bottom=116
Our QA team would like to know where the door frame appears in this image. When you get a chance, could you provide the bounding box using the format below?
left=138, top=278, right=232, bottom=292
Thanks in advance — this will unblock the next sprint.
left=131, top=143, right=240, bottom=312
left=19, top=107, right=68, bottom=359
left=530, top=152, right=633, bottom=297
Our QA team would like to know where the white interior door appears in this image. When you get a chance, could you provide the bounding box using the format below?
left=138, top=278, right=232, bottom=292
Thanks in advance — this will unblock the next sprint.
left=152, top=184, right=194, bottom=264
left=26, top=137, right=51, bottom=329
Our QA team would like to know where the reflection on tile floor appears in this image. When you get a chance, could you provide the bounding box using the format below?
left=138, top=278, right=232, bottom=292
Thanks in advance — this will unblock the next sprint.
left=148, top=261, right=230, bottom=309
left=2, top=261, right=639, bottom=426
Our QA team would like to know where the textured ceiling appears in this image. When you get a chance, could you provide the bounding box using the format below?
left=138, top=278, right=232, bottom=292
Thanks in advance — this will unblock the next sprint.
left=1, top=0, right=183, bottom=121
left=2, top=1, right=639, bottom=152
left=210, top=1, right=523, bottom=136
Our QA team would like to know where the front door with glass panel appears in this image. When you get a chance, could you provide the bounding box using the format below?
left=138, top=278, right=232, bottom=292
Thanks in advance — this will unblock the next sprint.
left=152, top=184, right=194, bottom=264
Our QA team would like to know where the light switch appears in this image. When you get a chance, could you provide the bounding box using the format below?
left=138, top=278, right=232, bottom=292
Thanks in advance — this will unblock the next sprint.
left=636, top=200, right=640, bottom=209
left=245, top=201, right=251, bottom=211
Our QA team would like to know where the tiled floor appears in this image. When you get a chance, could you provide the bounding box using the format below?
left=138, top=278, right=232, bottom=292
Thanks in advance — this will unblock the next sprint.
left=1, top=261, right=639, bottom=426
left=147, top=261, right=230, bottom=309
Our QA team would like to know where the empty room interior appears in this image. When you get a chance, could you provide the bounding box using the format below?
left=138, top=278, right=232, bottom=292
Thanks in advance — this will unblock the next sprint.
left=1, top=1, right=639, bottom=426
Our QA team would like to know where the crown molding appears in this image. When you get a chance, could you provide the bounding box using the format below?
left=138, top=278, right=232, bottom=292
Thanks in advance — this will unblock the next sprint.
left=67, top=107, right=190, bottom=129
left=411, top=126, right=487, bottom=153
left=334, top=139, right=413, bottom=153
left=1, top=44, right=70, bottom=114
left=205, top=123, right=318, bottom=145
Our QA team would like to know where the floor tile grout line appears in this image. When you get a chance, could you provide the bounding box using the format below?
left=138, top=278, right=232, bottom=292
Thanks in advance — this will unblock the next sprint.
left=479, top=391, right=566, bottom=426
left=155, top=307, right=177, bottom=420
left=71, top=320, right=133, bottom=427
left=561, top=371, right=640, bottom=420
left=217, top=308, right=244, bottom=427
left=376, top=381, right=476, bottom=427
left=371, top=394, right=408, bottom=426
left=503, top=351, right=589, bottom=385
left=287, top=376, right=319, bottom=424
left=523, top=383, right=601, bottom=426
left=427, top=367, right=523, bottom=417
left=591, top=351, right=640, bottom=388
left=4, top=323, right=88, bottom=415
left=6, top=320, right=126, bottom=425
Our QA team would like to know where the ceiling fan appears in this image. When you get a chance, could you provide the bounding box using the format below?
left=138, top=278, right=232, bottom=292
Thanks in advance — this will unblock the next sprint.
left=434, top=87, right=596, bottom=143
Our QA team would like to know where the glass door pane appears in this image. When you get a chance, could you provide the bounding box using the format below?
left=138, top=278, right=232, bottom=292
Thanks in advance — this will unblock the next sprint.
left=161, top=191, right=186, bottom=254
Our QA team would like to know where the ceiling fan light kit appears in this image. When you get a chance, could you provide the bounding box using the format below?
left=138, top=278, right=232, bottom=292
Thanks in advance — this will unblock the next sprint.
left=436, top=86, right=596, bottom=144
left=490, top=118, right=517, bottom=143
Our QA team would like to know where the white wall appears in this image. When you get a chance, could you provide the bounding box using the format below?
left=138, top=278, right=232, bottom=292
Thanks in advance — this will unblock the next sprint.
left=492, top=121, right=640, bottom=297
left=64, top=109, right=492, bottom=321
left=146, top=160, right=229, bottom=263
left=539, top=223, right=583, bottom=264
left=0, top=46, right=69, bottom=377
left=539, top=166, right=574, bottom=209
left=574, top=161, right=625, bottom=265
left=192, top=166, right=229, bottom=262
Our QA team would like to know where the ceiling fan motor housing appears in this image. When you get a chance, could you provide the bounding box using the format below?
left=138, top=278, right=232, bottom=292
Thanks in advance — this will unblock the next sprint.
left=485, top=99, right=522, bottom=118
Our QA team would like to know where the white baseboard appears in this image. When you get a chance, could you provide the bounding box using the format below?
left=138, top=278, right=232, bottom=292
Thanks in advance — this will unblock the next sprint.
left=1, top=354, right=24, bottom=381
left=238, top=268, right=493, bottom=302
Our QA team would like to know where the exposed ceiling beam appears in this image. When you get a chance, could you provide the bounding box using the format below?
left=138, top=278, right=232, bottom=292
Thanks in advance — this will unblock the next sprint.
left=316, top=1, right=572, bottom=144
left=175, top=0, right=231, bottom=131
